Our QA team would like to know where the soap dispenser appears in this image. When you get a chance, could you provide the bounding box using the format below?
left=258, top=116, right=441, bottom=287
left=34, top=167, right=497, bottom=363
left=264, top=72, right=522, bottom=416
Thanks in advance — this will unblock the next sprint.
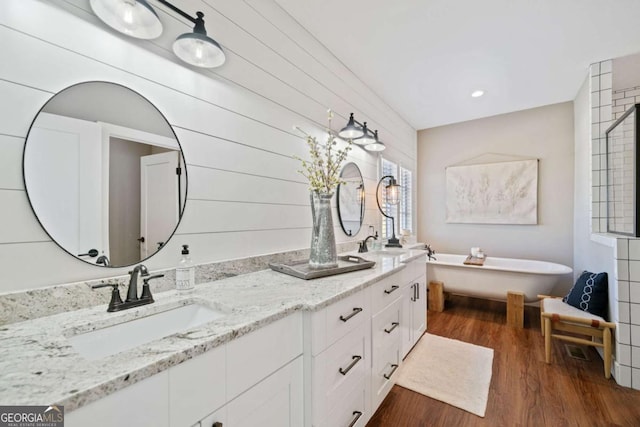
left=176, top=244, right=195, bottom=292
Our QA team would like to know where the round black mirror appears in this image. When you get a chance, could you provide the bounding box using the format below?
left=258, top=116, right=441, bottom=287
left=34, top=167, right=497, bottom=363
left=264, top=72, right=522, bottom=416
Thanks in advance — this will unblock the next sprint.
left=23, top=81, right=187, bottom=267
left=337, top=162, right=365, bottom=236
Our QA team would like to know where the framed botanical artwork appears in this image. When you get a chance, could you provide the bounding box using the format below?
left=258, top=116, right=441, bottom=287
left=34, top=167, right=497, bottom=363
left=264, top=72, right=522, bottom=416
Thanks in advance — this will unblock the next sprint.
left=445, top=159, right=538, bottom=224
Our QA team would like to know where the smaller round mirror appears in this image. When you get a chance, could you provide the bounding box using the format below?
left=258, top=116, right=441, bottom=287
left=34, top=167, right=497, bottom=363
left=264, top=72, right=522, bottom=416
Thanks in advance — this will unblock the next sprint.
left=337, top=162, right=365, bottom=236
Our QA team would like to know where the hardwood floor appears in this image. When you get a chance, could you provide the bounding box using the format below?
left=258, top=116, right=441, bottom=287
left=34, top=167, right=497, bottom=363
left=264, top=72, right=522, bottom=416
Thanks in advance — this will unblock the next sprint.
left=367, top=295, right=640, bottom=426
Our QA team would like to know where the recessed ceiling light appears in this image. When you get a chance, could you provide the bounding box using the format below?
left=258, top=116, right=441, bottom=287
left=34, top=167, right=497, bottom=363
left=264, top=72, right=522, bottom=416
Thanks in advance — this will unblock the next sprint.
left=471, top=90, right=485, bottom=98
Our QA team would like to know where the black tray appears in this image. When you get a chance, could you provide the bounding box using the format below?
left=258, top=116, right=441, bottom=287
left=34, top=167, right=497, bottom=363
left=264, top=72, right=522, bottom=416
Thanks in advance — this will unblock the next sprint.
left=269, top=255, right=375, bottom=280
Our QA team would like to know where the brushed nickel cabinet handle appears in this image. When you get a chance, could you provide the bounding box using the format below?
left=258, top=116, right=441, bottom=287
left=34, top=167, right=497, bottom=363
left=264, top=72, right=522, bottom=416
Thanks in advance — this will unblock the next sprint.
left=383, top=363, right=399, bottom=379
left=384, top=285, right=399, bottom=294
left=411, top=283, right=417, bottom=302
left=340, top=307, right=363, bottom=322
left=348, top=411, right=363, bottom=427
left=384, top=322, right=399, bottom=334
left=339, top=355, right=362, bottom=375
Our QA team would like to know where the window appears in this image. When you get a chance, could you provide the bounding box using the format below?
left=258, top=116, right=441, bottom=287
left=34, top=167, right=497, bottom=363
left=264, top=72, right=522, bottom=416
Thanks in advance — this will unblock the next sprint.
left=380, top=158, right=413, bottom=239
left=400, top=167, right=413, bottom=234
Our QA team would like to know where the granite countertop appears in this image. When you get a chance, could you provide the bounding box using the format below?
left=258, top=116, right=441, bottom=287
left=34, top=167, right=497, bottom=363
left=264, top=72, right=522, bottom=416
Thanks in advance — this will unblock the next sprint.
left=0, top=248, right=426, bottom=411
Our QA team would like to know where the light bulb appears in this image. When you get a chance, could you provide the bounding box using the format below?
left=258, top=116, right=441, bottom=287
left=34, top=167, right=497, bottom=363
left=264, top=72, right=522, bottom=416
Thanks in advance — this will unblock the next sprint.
left=195, top=42, right=204, bottom=60
left=123, top=2, right=134, bottom=24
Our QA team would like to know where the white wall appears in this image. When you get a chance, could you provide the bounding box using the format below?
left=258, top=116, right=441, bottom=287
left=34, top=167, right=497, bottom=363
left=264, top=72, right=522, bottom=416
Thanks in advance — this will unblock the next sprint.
left=417, top=102, right=575, bottom=293
left=0, top=0, right=416, bottom=292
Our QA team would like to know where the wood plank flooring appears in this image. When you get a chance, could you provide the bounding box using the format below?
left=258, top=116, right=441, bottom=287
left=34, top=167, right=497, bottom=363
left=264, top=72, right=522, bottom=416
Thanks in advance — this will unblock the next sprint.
left=367, top=295, right=640, bottom=426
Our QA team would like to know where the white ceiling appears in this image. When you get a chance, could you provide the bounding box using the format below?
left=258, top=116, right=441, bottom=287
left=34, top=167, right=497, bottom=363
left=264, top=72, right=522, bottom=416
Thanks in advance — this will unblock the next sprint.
left=275, top=0, right=640, bottom=130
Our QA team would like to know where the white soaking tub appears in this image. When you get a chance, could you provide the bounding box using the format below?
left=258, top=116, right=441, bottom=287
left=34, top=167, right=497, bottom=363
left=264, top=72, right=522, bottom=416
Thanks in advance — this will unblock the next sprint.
left=426, top=253, right=572, bottom=303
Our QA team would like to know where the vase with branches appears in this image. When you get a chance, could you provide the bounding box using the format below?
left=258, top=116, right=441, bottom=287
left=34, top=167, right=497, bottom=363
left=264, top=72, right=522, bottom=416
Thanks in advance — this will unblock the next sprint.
left=295, top=110, right=352, bottom=269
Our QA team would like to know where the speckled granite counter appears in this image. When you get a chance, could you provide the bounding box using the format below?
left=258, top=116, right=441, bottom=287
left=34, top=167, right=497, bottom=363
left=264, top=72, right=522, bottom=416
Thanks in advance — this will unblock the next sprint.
left=0, top=249, right=426, bottom=411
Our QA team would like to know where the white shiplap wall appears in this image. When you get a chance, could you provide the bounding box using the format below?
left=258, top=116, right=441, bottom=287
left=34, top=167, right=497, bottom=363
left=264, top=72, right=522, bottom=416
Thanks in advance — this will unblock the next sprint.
left=0, top=0, right=417, bottom=292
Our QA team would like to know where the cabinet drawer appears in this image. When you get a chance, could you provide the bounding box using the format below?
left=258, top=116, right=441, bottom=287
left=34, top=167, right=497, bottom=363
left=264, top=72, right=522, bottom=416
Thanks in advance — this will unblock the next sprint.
left=371, top=299, right=401, bottom=360
left=324, top=290, right=368, bottom=350
left=370, top=273, right=403, bottom=313
left=169, top=345, right=226, bottom=427
left=372, top=342, right=401, bottom=408
left=321, top=378, right=367, bottom=427
left=227, top=312, right=302, bottom=400
left=312, top=323, right=367, bottom=424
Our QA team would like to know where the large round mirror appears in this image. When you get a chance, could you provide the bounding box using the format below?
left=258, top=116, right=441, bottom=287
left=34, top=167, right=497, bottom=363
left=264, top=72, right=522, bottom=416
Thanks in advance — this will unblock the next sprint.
left=337, top=162, right=365, bottom=236
left=23, top=81, right=187, bottom=268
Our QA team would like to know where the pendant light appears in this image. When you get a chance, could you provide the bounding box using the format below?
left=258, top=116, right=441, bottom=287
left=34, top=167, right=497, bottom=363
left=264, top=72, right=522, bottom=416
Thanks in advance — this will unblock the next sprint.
left=338, top=112, right=386, bottom=151
left=338, top=113, right=364, bottom=139
left=91, top=0, right=226, bottom=68
left=364, top=130, right=386, bottom=152
left=90, top=0, right=163, bottom=39
left=353, top=122, right=376, bottom=145
left=172, top=11, right=226, bottom=68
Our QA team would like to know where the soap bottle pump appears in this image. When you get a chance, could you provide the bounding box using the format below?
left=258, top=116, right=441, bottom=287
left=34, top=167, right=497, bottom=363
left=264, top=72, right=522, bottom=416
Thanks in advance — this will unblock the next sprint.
left=176, top=244, right=195, bottom=292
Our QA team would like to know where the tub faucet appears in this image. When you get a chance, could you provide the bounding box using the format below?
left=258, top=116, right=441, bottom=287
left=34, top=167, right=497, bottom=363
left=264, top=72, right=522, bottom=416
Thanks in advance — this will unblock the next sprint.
left=358, top=232, right=378, bottom=253
left=425, top=244, right=436, bottom=261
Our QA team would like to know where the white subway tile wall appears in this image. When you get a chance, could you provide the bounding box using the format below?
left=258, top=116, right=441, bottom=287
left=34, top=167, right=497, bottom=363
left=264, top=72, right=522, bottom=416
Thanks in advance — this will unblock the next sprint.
left=619, top=344, right=632, bottom=366
left=617, top=365, right=632, bottom=388
left=632, top=303, right=640, bottom=324
left=619, top=301, right=631, bottom=323
left=591, top=61, right=612, bottom=233
left=593, top=59, right=640, bottom=389
left=613, top=87, right=640, bottom=121
left=619, top=280, right=630, bottom=302
left=618, top=321, right=631, bottom=345
left=615, top=237, right=640, bottom=389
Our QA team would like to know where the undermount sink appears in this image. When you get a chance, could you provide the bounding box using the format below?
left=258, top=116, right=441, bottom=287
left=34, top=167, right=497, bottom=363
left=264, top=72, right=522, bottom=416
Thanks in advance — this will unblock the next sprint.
left=67, top=303, right=226, bottom=360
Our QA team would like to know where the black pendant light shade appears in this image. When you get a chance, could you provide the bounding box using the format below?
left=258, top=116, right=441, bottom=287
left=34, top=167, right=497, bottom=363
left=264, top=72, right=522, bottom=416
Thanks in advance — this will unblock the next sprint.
left=173, top=12, right=226, bottom=68
left=338, top=113, right=365, bottom=139
left=340, top=113, right=386, bottom=151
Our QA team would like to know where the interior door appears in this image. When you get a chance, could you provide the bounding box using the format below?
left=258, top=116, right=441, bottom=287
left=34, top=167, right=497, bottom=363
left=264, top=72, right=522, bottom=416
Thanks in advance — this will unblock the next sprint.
left=26, top=113, right=102, bottom=258
left=140, top=151, right=179, bottom=259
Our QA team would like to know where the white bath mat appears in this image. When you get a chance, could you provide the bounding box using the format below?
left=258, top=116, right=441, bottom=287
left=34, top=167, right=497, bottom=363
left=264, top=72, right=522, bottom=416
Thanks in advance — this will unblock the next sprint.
left=395, top=333, right=494, bottom=417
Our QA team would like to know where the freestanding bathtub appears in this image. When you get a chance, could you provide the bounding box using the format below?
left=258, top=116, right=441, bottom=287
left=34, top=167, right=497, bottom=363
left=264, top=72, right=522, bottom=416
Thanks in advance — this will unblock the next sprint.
left=426, top=253, right=572, bottom=303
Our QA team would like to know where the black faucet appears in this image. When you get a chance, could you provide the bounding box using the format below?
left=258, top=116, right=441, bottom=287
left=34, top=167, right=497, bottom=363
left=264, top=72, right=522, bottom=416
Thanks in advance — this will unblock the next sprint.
left=127, top=264, right=149, bottom=302
left=358, top=232, right=379, bottom=253
left=91, top=265, right=164, bottom=312
left=96, top=255, right=110, bottom=266
left=425, top=244, right=436, bottom=261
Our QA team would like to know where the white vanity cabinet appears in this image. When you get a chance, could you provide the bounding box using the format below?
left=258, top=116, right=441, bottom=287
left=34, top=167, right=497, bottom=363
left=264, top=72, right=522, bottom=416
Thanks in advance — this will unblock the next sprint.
left=66, top=312, right=303, bottom=427
left=400, top=257, right=427, bottom=358
left=65, top=256, right=428, bottom=427
left=304, top=288, right=371, bottom=426
left=177, top=312, right=303, bottom=427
